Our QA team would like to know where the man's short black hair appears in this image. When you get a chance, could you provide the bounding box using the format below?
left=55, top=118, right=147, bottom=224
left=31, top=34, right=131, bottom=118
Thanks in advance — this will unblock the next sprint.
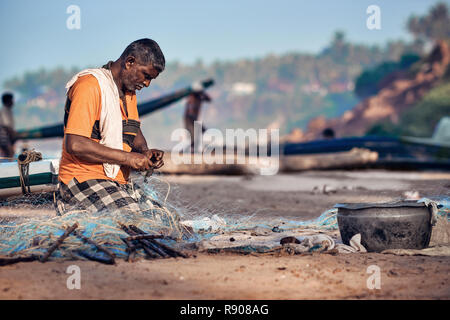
left=2, top=92, right=13, bottom=105
left=120, top=38, right=165, bottom=72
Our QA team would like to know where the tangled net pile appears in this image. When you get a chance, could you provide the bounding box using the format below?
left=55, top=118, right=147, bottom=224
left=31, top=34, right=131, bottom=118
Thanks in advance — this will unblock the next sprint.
left=0, top=170, right=449, bottom=262
left=0, top=175, right=193, bottom=261
left=212, top=196, right=450, bottom=234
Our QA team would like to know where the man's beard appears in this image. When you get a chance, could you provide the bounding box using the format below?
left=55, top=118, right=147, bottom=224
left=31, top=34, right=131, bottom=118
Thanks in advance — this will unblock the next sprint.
left=122, top=77, right=136, bottom=93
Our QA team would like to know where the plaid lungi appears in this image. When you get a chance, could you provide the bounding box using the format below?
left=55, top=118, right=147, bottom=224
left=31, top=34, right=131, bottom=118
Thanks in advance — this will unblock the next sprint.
left=55, top=178, right=141, bottom=215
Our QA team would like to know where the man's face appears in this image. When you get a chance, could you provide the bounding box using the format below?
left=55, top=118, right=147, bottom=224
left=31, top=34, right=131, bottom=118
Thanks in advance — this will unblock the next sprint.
left=121, top=57, right=160, bottom=93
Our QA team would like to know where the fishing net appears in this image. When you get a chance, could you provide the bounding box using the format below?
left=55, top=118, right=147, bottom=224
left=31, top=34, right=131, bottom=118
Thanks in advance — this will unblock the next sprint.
left=1, top=171, right=449, bottom=262
left=0, top=176, right=340, bottom=261
left=182, top=196, right=450, bottom=235
left=0, top=174, right=193, bottom=261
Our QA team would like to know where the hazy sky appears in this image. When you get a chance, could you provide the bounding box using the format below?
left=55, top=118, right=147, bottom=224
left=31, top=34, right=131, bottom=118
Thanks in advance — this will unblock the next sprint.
left=0, top=0, right=447, bottom=88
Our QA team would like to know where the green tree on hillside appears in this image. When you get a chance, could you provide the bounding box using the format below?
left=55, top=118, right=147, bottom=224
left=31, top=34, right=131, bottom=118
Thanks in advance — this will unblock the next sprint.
left=354, top=54, right=420, bottom=99
left=407, top=2, right=450, bottom=42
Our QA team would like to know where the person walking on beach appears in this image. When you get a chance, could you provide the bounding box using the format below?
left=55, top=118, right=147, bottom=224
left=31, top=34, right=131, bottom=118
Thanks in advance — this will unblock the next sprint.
left=0, top=92, right=16, bottom=158
left=184, top=90, right=211, bottom=152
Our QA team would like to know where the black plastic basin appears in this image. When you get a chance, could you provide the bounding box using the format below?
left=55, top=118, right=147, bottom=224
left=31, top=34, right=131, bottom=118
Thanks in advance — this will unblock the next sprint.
left=336, top=201, right=432, bottom=252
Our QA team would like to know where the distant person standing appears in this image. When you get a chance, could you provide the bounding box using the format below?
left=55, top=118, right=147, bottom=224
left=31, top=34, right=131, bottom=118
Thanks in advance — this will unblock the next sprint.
left=0, top=93, right=16, bottom=158
left=184, top=91, right=211, bottom=152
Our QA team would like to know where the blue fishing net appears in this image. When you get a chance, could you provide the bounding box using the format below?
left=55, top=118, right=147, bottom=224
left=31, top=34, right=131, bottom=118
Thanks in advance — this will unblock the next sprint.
left=1, top=172, right=449, bottom=262
left=434, top=196, right=450, bottom=220
left=0, top=175, right=190, bottom=261
left=185, top=196, right=450, bottom=235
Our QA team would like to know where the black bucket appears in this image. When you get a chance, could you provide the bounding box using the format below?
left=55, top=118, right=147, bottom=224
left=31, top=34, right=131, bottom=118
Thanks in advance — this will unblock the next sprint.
left=336, top=201, right=432, bottom=252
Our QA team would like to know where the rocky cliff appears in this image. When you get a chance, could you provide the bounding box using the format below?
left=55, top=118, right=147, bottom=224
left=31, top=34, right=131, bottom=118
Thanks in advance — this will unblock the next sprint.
left=300, top=41, right=450, bottom=141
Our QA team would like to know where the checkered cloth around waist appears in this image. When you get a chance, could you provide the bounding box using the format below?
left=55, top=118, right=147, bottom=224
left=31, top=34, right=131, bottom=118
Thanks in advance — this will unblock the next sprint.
left=56, top=178, right=141, bottom=215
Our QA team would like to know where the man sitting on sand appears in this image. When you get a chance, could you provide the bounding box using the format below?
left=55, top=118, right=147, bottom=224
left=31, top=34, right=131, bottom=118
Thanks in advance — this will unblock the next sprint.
left=56, top=39, right=165, bottom=215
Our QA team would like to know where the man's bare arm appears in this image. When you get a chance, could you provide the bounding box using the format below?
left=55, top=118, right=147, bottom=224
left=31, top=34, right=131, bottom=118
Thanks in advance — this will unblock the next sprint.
left=132, top=129, right=149, bottom=153
left=65, top=134, right=151, bottom=171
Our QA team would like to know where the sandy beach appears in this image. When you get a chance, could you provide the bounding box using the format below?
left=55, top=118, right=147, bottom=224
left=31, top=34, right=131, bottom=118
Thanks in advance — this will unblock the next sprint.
left=0, top=170, right=449, bottom=299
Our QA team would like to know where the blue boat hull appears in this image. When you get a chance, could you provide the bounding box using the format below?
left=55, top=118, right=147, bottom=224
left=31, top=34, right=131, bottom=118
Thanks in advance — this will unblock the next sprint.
left=283, top=136, right=450, bottom=170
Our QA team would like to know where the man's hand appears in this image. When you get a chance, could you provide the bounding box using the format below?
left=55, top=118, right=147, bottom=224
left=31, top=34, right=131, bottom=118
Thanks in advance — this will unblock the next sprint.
left=125, top=152, right=152, bottom=171
left=65, top=134, right=156, bottom=172
left=143, top=149, right=164, bottom=169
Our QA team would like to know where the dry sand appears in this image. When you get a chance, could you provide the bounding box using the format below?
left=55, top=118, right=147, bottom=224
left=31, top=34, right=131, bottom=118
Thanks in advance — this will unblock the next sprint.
left=0, top=170, right=449, bottom=299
